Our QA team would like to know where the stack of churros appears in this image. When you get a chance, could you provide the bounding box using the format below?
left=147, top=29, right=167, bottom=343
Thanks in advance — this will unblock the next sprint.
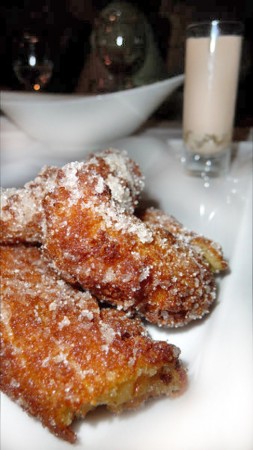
left=0, top=149, right=228, bottom=442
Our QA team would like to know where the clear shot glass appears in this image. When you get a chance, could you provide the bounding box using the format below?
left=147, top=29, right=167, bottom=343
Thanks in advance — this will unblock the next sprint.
left=183, top=20, right=243, bottom=176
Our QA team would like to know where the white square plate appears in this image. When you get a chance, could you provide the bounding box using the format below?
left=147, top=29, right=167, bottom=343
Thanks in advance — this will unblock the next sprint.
left=1, top=133, right=252, bottom=450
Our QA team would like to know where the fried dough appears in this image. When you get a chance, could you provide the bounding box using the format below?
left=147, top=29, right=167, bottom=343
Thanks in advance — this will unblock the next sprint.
left=0, top=245, right=187, bottom=443
left=42, top=157, right=218, bottom=327
left=0, top=149, right=144, bottom=245
left=0, top=166, right=58, bottom=244
left=0, top=148, right=227, bottom=327
left=139, top=207, right=228, bottom=272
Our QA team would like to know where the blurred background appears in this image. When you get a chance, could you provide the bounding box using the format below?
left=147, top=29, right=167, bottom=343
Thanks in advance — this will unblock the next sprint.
left=1, top=0, right=253, bottom=125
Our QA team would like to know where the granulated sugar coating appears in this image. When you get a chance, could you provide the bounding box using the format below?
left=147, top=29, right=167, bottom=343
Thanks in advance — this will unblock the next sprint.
left=43, top=151, right=221, bottom=327
left=0, top=245, right=187, bottom=443
left=139, top=207, right=228, bottom=273
left=0, top=148, right=228, bottom=327
left=0, top=149, right=143, bottom=244
left=0, top=166, right=58, bottom=243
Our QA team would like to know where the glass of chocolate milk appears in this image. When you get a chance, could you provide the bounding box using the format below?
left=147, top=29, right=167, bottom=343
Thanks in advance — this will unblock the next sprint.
left=183, top=20, right=243, bottom=176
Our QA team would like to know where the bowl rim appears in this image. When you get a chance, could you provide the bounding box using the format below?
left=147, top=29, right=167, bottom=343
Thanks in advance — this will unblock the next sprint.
left=1, top=74, right=184, bottom=105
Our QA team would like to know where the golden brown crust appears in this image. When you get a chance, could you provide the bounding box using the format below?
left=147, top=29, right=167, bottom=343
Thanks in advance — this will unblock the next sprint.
left=0, top=149, right=144, bottom=245
left=43, top=157, right=217, bottom=327
left=139, top=207, right=228, bottom=273
left=0, top=166, right=58, bottom=244
left=0, top=245, right=187, bottom=442
left=0, top=149, right=227, bottom=327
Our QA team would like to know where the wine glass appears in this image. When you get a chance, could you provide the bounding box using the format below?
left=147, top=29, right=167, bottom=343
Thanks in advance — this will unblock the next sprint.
left=93, top=2, right=146, bottom=91
left=13, top=33, right=53, bottom=92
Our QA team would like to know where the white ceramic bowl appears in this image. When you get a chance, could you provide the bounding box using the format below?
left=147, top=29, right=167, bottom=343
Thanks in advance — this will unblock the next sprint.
left=1, top=74, right=184, bottom=154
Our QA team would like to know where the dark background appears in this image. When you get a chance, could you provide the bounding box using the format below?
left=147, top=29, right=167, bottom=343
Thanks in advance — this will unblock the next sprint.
left=1, top=0, right=252, bottom=124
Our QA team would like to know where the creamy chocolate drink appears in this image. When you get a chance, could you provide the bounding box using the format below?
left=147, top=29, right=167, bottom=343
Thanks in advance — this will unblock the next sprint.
left=183, top=21, right=243, bottom=167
